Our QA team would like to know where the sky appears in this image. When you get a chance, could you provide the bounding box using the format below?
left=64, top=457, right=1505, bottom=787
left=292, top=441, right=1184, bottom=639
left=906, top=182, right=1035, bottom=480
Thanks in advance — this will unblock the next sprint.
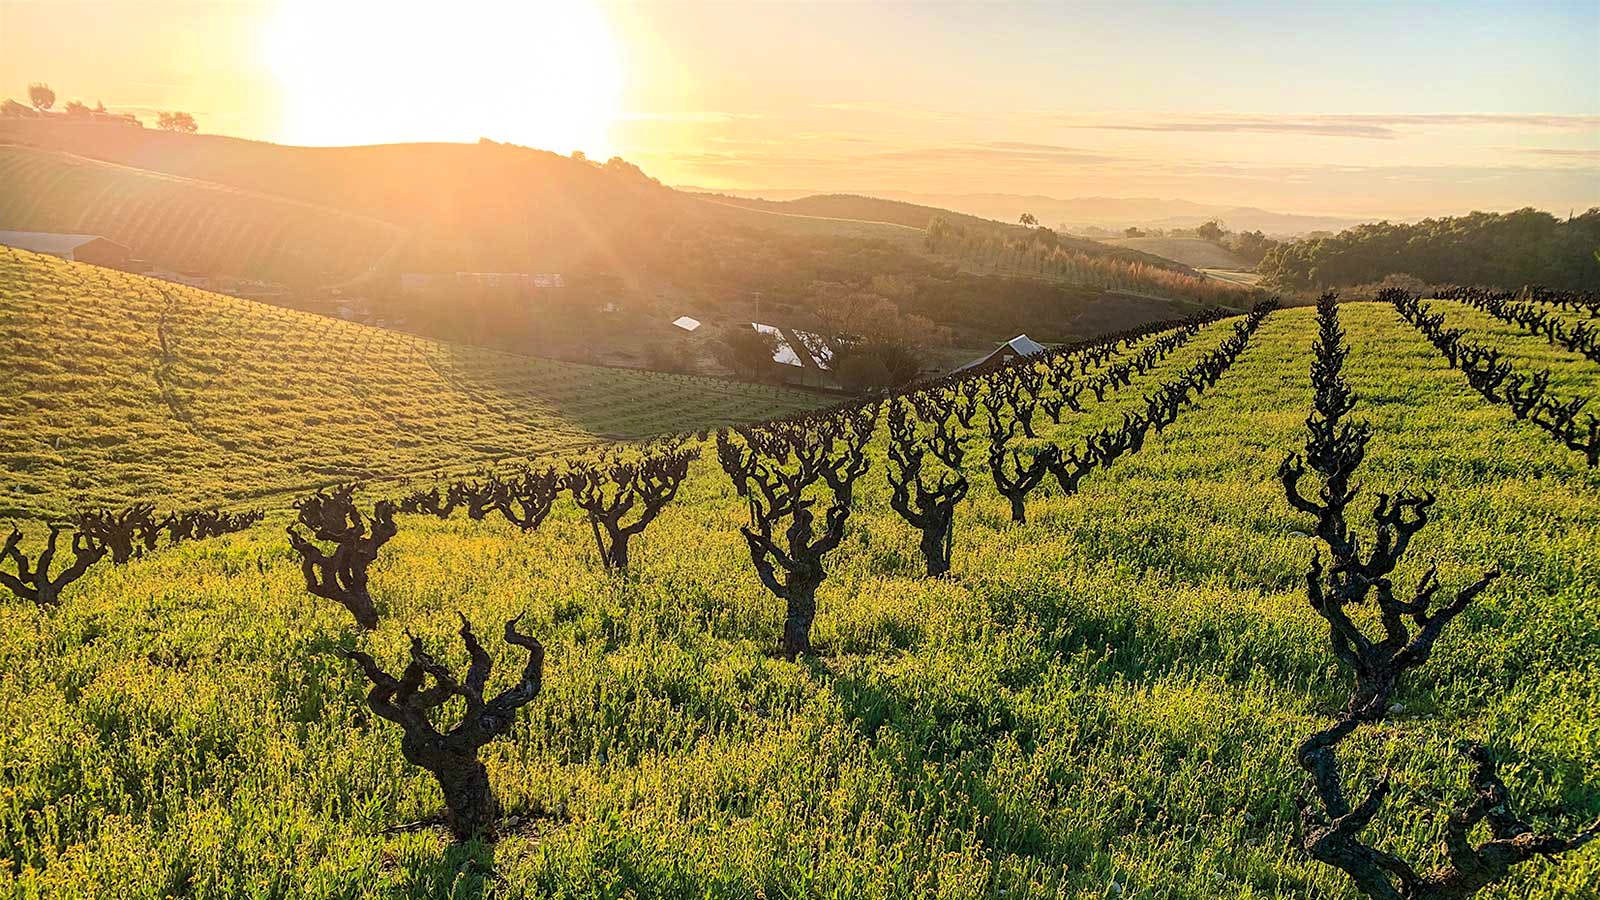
left=1, top=0, right=1597, bottom=219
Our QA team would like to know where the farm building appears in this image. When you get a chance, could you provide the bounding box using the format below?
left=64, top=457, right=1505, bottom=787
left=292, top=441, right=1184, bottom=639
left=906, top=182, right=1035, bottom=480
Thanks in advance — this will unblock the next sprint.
left=955, top=334, right=1048, bottom=373
left=751, top=322, right=838, bottom=389
left=0, top=231, right=130, bottom=269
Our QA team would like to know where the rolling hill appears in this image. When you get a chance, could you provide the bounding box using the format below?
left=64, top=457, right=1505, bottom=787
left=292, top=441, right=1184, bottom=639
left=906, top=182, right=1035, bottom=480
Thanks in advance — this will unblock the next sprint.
left=2, top=297, right=1596, bottom=897
left=677, top=189, right=1371, bottom=237
left=0, top=120, right=1181, bottom=286
left=0, top=248, right=826, bottom=517
left=0, top=121, right=688, bottom=276
left=1104, top=236, right=1250, bottom=271
left=695, top=191, right=1186, bottom=269
left=0, top=121, right=940, bottom=275
left=0, top=144, right=403, bottom=285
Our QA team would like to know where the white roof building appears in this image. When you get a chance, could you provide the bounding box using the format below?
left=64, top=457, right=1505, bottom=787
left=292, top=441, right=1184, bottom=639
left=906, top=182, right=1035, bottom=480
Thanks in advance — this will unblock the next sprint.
left=752, top=323, right=805, bottom=367
left=956, top=334, right=1049, bottom=372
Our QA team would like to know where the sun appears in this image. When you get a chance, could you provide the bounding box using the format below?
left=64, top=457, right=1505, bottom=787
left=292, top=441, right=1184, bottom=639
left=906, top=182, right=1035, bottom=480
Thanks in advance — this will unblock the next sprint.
left=264, top=0, right=623, bottom=156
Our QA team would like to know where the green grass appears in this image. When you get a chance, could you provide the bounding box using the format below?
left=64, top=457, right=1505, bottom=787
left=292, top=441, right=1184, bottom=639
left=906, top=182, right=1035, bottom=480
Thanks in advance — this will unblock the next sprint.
left=1, top=300, right=1595, bottom=898
left=0, top=249, right=827, bottom=518
left=1424, top=298, right=1600, bottom=396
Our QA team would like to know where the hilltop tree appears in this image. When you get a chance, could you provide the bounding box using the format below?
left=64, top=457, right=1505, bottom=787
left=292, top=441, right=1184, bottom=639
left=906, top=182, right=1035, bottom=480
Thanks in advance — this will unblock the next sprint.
left=27, top=82, right=54, bottom=111
left=342, top=614, right=545, bottom=841
left=1019, top=212, right=1038, bottom=227
left=1228, top=229, right=1280, bottom=265
left=157, top=111, right=197, bottom=133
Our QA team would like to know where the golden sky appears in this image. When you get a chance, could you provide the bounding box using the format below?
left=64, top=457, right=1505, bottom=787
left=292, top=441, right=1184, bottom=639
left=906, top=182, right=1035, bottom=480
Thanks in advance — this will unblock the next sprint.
left=2, top=0, right=1597, bottom=218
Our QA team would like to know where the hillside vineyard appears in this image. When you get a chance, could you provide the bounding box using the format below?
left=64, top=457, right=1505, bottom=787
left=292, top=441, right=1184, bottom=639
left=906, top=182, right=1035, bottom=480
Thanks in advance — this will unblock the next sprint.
left=2, top=263, right=1599, bottom=897
left=0, top=248, right=826, bottom=518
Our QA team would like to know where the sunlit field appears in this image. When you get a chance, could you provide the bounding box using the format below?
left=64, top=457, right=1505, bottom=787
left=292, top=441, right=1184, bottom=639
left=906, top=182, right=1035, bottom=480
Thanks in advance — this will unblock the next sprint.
left=0, top=249, right=825, bottom=518
left=3, top=301, right=1595, bottom=899
left=3, top=2, right=1598, bottom=897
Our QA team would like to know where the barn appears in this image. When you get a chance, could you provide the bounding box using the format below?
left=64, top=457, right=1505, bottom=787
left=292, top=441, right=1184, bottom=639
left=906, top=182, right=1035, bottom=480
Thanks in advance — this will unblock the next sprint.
left=750, top=322, right=839, bottom=388
left=0, top=231, right=132, bottom=269
left=954, top=334, right=1048, bottom=373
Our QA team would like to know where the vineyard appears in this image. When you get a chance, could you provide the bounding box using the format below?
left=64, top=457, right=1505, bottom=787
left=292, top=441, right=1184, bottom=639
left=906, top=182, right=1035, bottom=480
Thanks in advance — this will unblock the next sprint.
left=0, top=249, right=826, bottom=518
left=0, top=146, right=405, bottom=285
left=1, top=264, right=1596, bottom=899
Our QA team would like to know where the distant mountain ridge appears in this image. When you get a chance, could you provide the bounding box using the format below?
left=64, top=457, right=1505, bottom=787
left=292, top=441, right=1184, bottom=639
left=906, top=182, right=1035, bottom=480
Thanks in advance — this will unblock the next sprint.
left=688, top=190, right=1188, bottom=272
left=678, top=187, right=1371, bottom=237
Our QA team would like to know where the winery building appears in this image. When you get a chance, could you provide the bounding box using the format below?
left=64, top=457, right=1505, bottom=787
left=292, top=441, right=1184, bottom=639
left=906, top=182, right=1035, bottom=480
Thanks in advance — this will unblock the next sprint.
left=0, top=231, right=131, bottom=269
left=955, top=334, right=1048, bottom=373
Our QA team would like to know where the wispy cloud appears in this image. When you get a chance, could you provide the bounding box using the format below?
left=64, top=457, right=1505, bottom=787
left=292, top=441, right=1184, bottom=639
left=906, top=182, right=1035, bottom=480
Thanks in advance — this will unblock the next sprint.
left=617, top=110, right=763, bottom=124
left=1515, top=147, right=1600, bottom=159
left=650, top=140, right=1120, bottom=171
left=810, top=101, right=970, bottom=123
left=1083, top=117, right=1398, bottom=139
left=1062, top=113, right=1600, bottom=140
left=865, top=141, right=1118, bottom=165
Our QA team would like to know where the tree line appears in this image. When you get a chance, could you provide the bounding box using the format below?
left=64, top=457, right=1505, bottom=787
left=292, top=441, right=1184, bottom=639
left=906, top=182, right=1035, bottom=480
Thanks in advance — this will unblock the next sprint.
left=1, top=81, right=196, bottom=131
left=925, top=216, right=1259, bottom=308
left=1259, top=208, right=1600, bottom=292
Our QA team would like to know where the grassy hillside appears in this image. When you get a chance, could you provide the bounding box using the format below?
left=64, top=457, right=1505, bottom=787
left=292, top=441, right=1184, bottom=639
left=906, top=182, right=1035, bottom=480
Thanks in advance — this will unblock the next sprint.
left=2, top=300, right=1596, bottom=897
left=702, top=192, right=1186, bottom=269
left=0, top=145, right=403, bottom=285
left=0, top=122, right=931, bottom=273
left=0, top=121, right=696, bottom=275
left=693, top=191, right=1011, bottom=233
left=0, top=122, right=1174, bottom=280
left=1104, top=236, right=1249, bottom=271
left=684, top=194, right=925, bottom=244
left=0, top=249, right=825, bottom=517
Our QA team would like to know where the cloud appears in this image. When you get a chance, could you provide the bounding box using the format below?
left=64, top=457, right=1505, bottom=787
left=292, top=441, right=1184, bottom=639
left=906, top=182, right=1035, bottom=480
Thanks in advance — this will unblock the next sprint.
left=1079, top=117, right=1399, bottom=139
left=1060, top=113, right=1600, bottom=140
left=865, top=141, right=1118, bottom=165
left=810, top=101, right=969, bottom=122
left=617, top=110, right=763, bottom=124
left=650, top=140, right=1120, bottom=173
left=1346, top=114, right=1600, bottom=129
left=1515, top=147, right=1600, bottom=159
